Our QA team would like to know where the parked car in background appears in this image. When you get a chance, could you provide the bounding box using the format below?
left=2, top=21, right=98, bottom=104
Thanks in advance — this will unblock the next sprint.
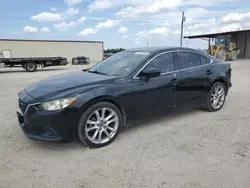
left=72, top=56, right=90, bottom=65
left=17, top=47, right=232, bottom=148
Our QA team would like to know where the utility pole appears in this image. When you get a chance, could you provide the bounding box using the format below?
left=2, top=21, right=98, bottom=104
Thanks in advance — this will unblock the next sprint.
left=180, top=11, right=186, bottom=47
left=146, top=42, right=148, bottom=47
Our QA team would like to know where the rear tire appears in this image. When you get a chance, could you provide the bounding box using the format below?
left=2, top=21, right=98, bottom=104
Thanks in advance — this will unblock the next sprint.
left=77, top=102, right=122, bottom=148
left=25, top=62, right=37, bottom=72
left=204, top=82, right=227, bottom=112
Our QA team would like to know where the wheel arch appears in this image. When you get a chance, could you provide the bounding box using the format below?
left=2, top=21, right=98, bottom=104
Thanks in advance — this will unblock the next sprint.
left=80, top=95, right=127, bottom=127
left=211, top=77, right=228, bottom=93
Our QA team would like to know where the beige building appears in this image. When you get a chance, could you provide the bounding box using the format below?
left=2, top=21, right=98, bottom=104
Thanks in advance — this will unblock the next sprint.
left=0, top=39, right=104, bottom=63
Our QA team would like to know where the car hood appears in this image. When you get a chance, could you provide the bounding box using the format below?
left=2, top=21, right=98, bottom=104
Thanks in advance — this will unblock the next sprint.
left=24, top=71, right=117, bottom=102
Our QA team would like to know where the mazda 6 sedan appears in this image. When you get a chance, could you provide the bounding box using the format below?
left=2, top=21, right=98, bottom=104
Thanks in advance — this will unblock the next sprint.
left=17, top=47, right=232, bottom=148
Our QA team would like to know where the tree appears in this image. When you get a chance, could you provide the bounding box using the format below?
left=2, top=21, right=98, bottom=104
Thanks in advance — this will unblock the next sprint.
left=104, top=48, right=125, bottom=54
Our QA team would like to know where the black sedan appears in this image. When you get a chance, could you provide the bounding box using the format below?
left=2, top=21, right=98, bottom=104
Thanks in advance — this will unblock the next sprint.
left=17, top=47, right=232, bottom=148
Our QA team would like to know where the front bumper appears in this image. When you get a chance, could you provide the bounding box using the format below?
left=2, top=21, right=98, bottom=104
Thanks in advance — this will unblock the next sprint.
left=16, top=105, right=79, bottom=142
left=17, top=111, right=63, bottom=141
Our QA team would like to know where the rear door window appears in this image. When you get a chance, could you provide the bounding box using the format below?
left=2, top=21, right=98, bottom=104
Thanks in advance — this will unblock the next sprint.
left=200, top=55, right=211, bottom=65
left=178, top=51, right=202, bottom=69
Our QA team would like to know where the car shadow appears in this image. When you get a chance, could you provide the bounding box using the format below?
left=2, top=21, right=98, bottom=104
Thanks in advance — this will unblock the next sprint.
left=122, top=108, right=202, bottom=133
left=28, top=108, right=203, bottom=151
left=28, top=139, right=87, bottom=151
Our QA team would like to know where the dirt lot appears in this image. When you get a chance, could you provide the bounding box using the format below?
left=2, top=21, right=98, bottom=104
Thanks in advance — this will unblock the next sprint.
left=0, top=61, right=250, bottom=188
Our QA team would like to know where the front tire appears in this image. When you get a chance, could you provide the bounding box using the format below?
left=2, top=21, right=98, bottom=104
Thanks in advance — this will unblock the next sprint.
left=77, top=102, right=122, bottom=148
left=204, top=82, right=227, bottom=112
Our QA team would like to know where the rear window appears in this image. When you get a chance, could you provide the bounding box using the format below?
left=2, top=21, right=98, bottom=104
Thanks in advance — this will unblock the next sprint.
left=178, top=51, right=202, bottom=69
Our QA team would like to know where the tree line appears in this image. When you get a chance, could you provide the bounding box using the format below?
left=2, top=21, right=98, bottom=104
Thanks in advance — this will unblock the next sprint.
left=104, top=48, right=125, bottom=54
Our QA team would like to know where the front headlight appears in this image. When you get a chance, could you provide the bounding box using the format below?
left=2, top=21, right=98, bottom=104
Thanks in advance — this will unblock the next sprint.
left=41, top=97, right=77, bottom=111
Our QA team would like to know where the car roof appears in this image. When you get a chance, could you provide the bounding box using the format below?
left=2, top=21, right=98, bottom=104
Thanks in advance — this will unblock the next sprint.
left=125, top=46, right=201, bottom=53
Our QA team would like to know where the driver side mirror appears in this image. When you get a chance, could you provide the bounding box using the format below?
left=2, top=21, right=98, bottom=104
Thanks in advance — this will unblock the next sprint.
left=139, top=67, right=161, bottom=80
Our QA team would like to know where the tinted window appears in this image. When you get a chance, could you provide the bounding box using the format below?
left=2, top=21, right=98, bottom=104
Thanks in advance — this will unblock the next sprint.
left=143, top=53, right=175, bottom=73
left=89, top=51, right=152, bottom=76
left=178, top=52, right=202, bottom=69
left=200, top=55, right=211, bottom=65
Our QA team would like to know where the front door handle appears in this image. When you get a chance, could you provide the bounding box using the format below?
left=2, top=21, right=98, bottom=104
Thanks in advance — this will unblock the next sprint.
left=206, top=70, right=212, bottom=75
left=170, top=78, right=178, bottom=85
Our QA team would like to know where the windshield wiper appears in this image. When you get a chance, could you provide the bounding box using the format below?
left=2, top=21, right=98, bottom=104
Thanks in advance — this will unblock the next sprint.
left=88, top=70, right=107, bottom=75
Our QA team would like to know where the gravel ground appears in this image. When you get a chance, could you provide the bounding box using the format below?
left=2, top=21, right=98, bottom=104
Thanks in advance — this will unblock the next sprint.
left=0, top=61, right=250, bottom=188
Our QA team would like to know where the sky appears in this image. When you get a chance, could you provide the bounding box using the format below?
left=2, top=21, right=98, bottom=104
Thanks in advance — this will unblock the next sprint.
left=0, top=0, right=250, bottom=49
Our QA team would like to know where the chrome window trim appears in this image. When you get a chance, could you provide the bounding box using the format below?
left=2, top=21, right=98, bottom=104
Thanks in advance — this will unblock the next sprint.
left=133, top=51, right=176, bottom=79
left=133, top=49, right=214, bottom=79
left=19, top=102, right=41, bottom=115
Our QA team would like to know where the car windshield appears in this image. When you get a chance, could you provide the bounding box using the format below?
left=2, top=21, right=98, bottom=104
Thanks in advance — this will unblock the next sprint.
left=88, top=51, right=152, bottom=76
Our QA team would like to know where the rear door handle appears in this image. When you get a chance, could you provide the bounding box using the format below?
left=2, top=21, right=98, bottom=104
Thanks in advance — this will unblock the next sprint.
left=170, top=78, right=178, bottom=85
left=206, top=70, right=212, bottom=75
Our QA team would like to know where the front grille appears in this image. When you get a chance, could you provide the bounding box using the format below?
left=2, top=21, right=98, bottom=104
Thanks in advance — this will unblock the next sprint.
left=19, top=99, right=28, bottom=114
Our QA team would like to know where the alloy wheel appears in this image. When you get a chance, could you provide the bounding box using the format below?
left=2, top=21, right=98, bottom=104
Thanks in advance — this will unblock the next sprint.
left=211, top=85, right=225, bottom=109
left=85, top=107, right=119, bottom=144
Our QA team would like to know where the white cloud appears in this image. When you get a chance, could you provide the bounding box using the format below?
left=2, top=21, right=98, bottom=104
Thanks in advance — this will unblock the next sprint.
left=31, top=12, right=62, bottom=22
left=122, top=34, right=128, bottom=38
left=54, top=16, right=86, bottom=31
left=185, top=8, right=210, bottom=23
left=54, top=21, right=76, bottom=31
left=88, top=16, right=107, bottom=21
left=23, top=26, right=38, bottom=33
left=77, top=16, right=86, bottom=24
left=91, top=0, right=178, bottom=10
left=136, top=27, right=169, bottom=41
left=173, top=29, right=181, bottom=35
left=78, top=28, right=98, bottom=36
left=183, top=0, right=238, bottom=7
left=136, top=27, right=169, bottom=37
left=221, top=12, right=250, bottom=22
left=219, top=23, right=243, bottom=32
left=115, top=6, right=134, bottom=17
left=88, top=0, right=112, bottom=11
left=67, top=8, right=80, bottom=16
left=96, top=19, right=121, bottom=28
left=136, top=31, right=146, bottom=36
left=64, top=0, right=83, bottom=6
left=186, top=17, right=216, bottom=30
left=148, top=27, right=169, bottom=35
left=40, top=27, right=51, bottom=32
left=135, top=40, right=141, bottom=45
left=134, top=26, right=171, bottom=46
left=119, top=26, right=128, bottom=33
left=178, top=17, right=218, bottom=36
left=51, top=7, right=57, bottom=12
left=115, top=0, right=181, bottom=18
